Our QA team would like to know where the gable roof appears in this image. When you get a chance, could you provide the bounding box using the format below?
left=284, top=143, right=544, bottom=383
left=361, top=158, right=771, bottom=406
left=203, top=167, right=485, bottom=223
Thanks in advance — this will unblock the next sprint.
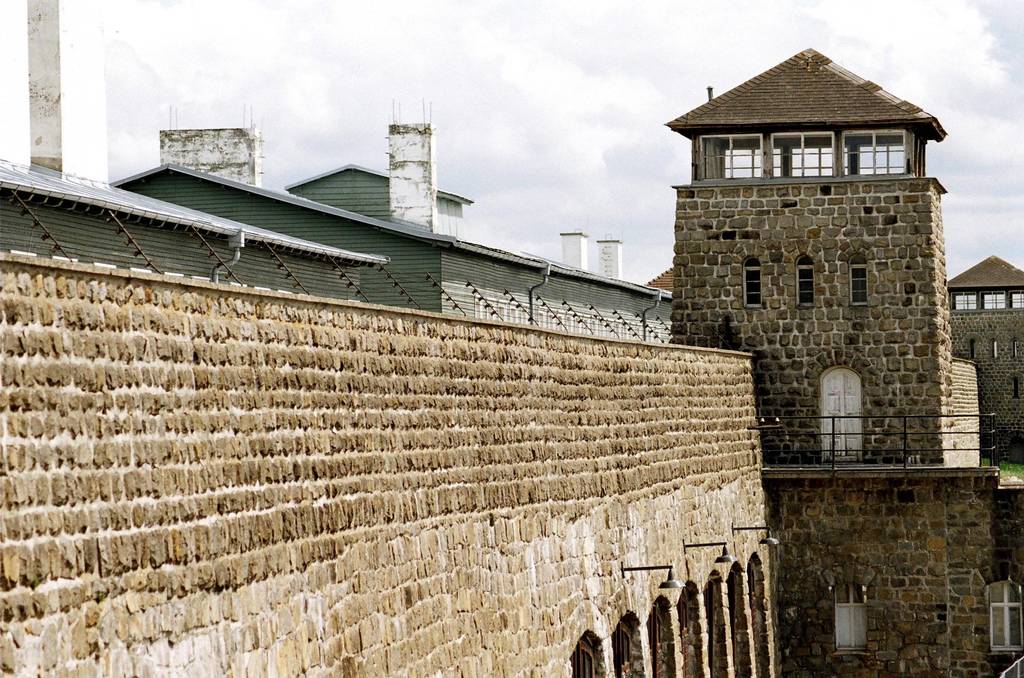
left=948, top=256, right=1024, bottom=289
left=114, top=164, right=669, bottom=300
left=1, top=161, right=387, bottom=265
left=667, top=49, right=946, bottom=140
left=647, top=268, right=674, bottom=293
left=285, top=164, right=474, bottom=205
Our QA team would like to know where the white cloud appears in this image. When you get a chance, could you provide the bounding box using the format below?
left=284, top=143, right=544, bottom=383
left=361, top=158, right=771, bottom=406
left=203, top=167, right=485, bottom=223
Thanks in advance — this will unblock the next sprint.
left=102, top=0, right=1024, bottom=284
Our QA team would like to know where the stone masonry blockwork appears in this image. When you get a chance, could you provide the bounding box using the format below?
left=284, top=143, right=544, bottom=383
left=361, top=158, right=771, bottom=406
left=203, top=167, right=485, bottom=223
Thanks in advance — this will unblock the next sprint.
left=0, top=256, right=774, bottom=677
left=672, top=179, right=955, bottom=464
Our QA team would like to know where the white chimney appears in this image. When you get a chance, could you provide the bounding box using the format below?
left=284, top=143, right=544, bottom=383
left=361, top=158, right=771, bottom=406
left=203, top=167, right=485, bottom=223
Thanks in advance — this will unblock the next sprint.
left=560, top=231, right=589, bottom=270
left=0, top=0, right=31, bottom=166
left=597, top=238, right=622, bottom=279
left=28, top=0, right=108, bottom=181
left=160, top=128, right=264, bottom=186
left=389, top=123, right=438, bottom=231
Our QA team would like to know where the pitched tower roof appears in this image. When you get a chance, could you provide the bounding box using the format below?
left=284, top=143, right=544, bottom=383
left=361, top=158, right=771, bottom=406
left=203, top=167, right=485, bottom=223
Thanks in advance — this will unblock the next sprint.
left=667, top=49, right=946, bottom=140
left=948, top=256, right=1024, bottom=289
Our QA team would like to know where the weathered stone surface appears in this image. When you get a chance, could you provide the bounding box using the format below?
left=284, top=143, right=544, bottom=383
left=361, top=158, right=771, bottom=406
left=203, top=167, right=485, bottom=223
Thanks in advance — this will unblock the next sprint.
left=0, top=255, right=774, bottom=677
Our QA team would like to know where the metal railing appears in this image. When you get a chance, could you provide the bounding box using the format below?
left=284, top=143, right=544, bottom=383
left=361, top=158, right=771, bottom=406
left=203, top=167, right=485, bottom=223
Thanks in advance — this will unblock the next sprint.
left=1001, top=655, right=1024, bottom=678
left=756, top=414, right=997, bottom=469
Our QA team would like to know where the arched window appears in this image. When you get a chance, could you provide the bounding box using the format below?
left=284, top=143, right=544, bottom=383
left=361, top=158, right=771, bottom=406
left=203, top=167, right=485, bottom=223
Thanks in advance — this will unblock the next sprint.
left=835, top=583, right=867, bottom=650
left=796, top=255, right=814, bottom=305
left=747, top=557, right=771, bottom=678
left=993, top=339, right=999, bottom=358
left=970, top=339, right=977, bottom=359
left=678, top=582, right=703, bottom=678
left=647, top=597, right=676, bottom=678
left=990, top=581, right=1023, bottom=651
left=1014, top=376, right=1020, bottom=400
left=849, top=255, right=868, bottom=305
left=705, top=575, right=729, bottom=677
left=744, top=258, right=761, bottom=307
left=727, top=564, right=753, bottom=677
left=612, top=614, right=642, bottom=678
left=571, top=632, right=603, bottom=678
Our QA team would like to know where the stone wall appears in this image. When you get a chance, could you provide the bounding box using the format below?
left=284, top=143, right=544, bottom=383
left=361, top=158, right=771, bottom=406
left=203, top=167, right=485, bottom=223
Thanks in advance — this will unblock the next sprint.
left=951, top=308, right=1024, bottom=462
left=0, top=255, right=775, bottom=677
left=672, top=178, right=955, bottom=464
left=948, top=358, right=981, bottom=466
left=766, top=470, right=1012, bottom=677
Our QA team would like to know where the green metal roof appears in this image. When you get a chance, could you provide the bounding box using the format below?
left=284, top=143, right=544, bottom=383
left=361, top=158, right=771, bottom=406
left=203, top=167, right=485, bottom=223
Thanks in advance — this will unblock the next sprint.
left=285, top=164, right=474, bottom=205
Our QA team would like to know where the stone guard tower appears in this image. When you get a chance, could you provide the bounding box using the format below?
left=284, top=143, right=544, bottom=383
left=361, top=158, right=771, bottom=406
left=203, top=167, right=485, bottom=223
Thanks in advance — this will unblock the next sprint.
left=668, top=49, right=958, bottom=465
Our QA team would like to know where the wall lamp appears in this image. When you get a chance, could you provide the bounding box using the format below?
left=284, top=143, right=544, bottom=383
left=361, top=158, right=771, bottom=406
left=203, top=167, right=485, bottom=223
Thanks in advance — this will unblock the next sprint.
left=684, top=541, right=737, bottom=565
left=620, top=564, right=685, bottom=590
left=732, top=525, right=781, bottom=546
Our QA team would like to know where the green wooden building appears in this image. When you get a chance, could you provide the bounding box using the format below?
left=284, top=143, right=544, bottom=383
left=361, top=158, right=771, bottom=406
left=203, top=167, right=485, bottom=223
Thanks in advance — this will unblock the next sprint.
left=117, top=164, right=672, bottom=341
left=0, top=161, right=386, bottom=297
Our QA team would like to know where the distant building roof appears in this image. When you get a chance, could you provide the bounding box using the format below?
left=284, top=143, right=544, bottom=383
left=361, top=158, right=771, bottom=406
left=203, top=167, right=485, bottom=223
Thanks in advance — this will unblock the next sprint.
left=1, top=161, right=387, bottom=265
left=285, top=164, right=474, bottom=205
left=115, top=165, right=669, bottom=300
left=667, top=48, right=946, bottom=141
left=948, top=256, right=1024, bottom=289
left=647, top=268, right=674, bottom=293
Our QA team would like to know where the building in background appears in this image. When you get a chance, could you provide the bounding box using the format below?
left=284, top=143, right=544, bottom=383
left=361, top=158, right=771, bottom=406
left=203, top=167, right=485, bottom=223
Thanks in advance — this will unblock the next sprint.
left=116, top=122, right=671, bottom=342
left=949, top=255, right=1024, bottom=462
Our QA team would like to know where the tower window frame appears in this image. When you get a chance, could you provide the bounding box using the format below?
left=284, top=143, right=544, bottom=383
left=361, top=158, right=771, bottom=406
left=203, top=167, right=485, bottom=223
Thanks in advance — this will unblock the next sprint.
left=771, top=131, right=835, bottom=178
left=849, top=255, right=868, bottom=305
left=983, top=291, right=1007, bottom=310
left=1012, top=291, right=1024, bottom=308
left=796, top=255, right=814, bottom=306
left=701, top=134, right=763, bottom=180
left=989, top=580, right=1023, bottom=652
left=953, top=292, right=978, bottom=311
left=835, top=583, right=868, bottom=650
left=843, top=129, right=907, bottom=176
left=744, top=258, right=762, bottom=307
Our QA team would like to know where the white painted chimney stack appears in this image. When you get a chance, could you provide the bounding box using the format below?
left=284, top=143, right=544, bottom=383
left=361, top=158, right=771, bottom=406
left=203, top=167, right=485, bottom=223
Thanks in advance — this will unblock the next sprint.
left=597, top=238, right=623, bottom=279
left=28, top=0, right=108, bottom=181
left=0, top=1, right=31, bottom=166
left=389, top=123, right=438, bottom=231
left=560, top=231, right=589, bottom=270
left=160, top=128, right=264, bottom=186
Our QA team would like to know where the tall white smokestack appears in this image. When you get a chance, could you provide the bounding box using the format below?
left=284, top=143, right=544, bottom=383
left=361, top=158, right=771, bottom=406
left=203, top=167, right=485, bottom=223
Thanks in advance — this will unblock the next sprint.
left=0, top=1, right=31, bottom=166
left=160, top=128, right=264, bottom=186
left=560, top=231, right=589, bottom=270
left=597, top=238, right=622, bottom=279
left=28, top=0, right=108, bottom=181
left=389, top=123, right=438, bottom=231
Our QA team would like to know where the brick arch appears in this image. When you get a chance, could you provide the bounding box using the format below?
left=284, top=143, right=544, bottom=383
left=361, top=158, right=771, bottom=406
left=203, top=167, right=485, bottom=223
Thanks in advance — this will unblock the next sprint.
left=612, top=612, right=642, bottom=678
left=570, top=630, right=606, bottom=678
left=704, top=573, right=730, bottom=677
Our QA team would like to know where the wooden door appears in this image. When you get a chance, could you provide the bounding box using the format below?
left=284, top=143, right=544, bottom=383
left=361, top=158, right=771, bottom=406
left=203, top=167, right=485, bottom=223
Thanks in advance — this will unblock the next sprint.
left=821, top=368, right=862, bottom=460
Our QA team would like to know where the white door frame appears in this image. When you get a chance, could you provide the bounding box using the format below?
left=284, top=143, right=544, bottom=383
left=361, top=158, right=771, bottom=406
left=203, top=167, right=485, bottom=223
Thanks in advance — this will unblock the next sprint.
left=820, top=367, right=863, bottom=460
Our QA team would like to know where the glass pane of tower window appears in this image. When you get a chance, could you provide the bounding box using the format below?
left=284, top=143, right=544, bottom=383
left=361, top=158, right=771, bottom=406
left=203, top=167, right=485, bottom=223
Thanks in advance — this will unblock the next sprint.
left=703, top=135, right=762, bottom=179
left=954, top=293, right=977, bottom=310
left=773, top=133, right=834, bottom=177
left=844, top=131, right=906, bottom=175
left=1012, top=291, right=1024, bottom=308
left=983, top=292, right=1006, bottom=309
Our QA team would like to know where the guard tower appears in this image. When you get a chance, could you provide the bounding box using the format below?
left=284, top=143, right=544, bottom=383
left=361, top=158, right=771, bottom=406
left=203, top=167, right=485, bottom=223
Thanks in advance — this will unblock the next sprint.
left=668, top=49, right=961, bottom=465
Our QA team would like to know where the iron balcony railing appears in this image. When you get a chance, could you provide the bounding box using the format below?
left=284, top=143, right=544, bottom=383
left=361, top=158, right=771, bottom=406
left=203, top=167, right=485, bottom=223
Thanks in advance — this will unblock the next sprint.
left=756, top=413, right=998, bottom=469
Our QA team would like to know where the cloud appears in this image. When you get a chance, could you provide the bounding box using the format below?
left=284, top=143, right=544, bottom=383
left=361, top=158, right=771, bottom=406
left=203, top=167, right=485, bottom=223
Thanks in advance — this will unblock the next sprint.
left=102, top=0, right=1024, bottom=284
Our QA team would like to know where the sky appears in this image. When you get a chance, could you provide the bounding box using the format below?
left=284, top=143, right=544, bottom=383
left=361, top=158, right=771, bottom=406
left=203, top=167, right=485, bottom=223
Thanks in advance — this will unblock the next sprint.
left=102, top=0, right=1024, bottom=286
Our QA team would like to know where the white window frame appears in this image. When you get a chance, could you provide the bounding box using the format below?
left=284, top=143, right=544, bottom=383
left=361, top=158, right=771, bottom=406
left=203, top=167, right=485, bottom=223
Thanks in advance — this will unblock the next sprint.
left=850, top=258, right=869, bottom=306
left=835, top=583, right=868, bottom=650
left=990, top=580, right=1023, bottom=651
left=954, top=292, right=978, bottom=311
left=701, top=134, right=764, bottom=180
left=842, top=129, right=907, bottom=176
left=983, top=291, right=1007, bottom=310
left=1011, top=291, right=1024, bottom=309
left=771, top=131, right=835, bottom=178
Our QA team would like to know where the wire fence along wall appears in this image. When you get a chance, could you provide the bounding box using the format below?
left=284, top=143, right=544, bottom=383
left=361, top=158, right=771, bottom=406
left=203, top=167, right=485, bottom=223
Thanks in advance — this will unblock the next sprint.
left=444, top=281, right=671, bottom=343
left=757, top=414, right=997, bottom=468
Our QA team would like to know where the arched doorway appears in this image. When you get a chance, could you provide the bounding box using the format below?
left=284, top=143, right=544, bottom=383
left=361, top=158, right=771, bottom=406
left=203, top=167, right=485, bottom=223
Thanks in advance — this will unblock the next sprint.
left=727, top=564, right=753, bottom=677
left=820, top=367, right=862, bottom=461
left=647, top=596, right=676, bottom=678
left=747, top=556, right=771, bottom=677
left=612, top=613, right=642, bottom=678
left=678, top=582, right=704, bottom=678
left=570, top=631, right=604, bottom=678
left=705, top=575, right=729, bottom=677
left=1008, top=436, right=1024, bottom=464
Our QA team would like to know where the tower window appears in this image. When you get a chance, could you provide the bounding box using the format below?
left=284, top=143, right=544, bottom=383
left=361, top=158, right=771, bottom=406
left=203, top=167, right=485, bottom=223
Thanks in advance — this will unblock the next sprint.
left=1014, top=377, right=1020, bottom=400
left=702, top=135, right=762, bottom=180
left=850, top=256, right=868, bottom=305
left=797, top=256, right=814, bottom=306
left=843, top=130, right=907, bottom=175
left=989, top=581, right=1023, bottom=651
left=836, top=584, right=868, bottom=650
left=744, top=258, right=762, bottom=307
left=993, top=339, right=999, bottom=358
left=1012, top=291, right=1024, bottom=308
left=953, top=293, right=977, bottom=310
left=772, top=132, right=834, bottom=177
left=970, top=339, right=976, bottom=359
left=983, top=292, right=1007, bottom=309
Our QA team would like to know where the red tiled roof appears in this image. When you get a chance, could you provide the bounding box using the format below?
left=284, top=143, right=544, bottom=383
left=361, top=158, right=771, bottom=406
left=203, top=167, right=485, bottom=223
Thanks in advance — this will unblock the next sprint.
left=948, top=256, right=1024, bottom=289
left=647, top=268, right=674, bottom=293
left=667, top=49, right=945, bottom=140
